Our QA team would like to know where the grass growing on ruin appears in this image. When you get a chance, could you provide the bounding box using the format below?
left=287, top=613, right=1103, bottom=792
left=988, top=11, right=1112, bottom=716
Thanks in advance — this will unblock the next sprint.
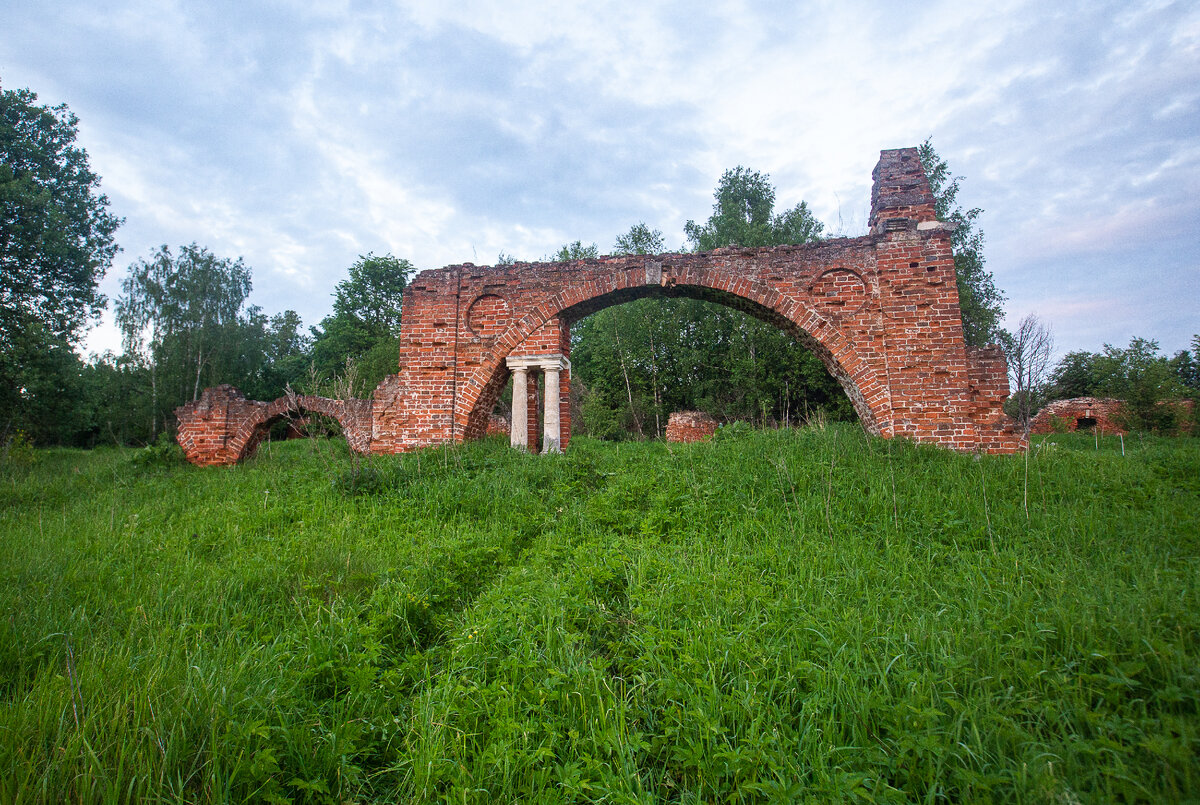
left=1, top=426, right=1198, bottom=803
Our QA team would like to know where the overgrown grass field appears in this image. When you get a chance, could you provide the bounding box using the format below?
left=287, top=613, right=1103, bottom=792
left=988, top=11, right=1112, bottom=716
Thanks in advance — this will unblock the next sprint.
left=1, top=426, right=1197, bottom=803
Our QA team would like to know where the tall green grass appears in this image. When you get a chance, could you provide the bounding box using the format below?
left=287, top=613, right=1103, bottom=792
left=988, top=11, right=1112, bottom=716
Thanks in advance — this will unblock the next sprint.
left=1, top=426, right=1197, bottom=802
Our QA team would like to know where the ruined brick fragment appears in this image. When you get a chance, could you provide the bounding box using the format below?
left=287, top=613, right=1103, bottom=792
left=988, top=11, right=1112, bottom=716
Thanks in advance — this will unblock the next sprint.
left=665, top=412, right=719, bottom=443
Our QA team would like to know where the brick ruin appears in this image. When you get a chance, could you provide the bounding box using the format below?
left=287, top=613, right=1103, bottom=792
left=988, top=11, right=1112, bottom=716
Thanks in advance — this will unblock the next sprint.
left=1030, top=397, right=1195, bottom=435
left=176, top=147, right=1023, bottom=465
left=176, top=387, right=372, bottom=466
left=1030, top=397, right=1127, bottom=435
left=665, top=412, right=719, bottom=443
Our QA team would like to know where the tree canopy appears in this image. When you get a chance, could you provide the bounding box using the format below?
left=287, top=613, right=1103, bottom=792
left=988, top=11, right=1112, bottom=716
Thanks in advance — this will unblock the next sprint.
left=116, top=244, right=274, bottom=436
left=684, top=167, right=823, bottom=251
left=613, top=223, right=665, bottom=255
left=546, top=240, right=600, bottom=262
left=1, top=85, right=121, bottom=346
left=310, top=253, right=414, bottom=392
left=1044, top=335, right=1200, bottom=433
left=570, top=170, right=849, bottom=439
left=1, top=84, right=122, bottom=442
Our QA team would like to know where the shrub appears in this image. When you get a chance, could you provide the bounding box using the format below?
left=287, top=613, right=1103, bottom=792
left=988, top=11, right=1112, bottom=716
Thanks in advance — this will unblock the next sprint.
left=0, top=429, right=36, bottom=469
left=129, top=433, right=185, bottom=468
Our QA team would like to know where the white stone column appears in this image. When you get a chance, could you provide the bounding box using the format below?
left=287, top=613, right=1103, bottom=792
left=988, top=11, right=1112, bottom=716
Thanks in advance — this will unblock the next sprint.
left=508, top=353, right=569, bottom=454
left=543, top=363, right=561, bottom=453
left=510, top=366, right=528, bottom=451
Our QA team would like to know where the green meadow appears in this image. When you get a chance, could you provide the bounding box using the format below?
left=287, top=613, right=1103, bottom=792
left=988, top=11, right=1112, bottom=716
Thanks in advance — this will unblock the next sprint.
left=1, top=426, right=1197, bottom=803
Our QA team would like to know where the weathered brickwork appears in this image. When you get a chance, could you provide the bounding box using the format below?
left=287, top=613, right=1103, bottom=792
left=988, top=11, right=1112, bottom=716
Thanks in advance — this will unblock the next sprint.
left=1029, top=397, right=1196, bottom=436
left=665, top=411, right=719, bottom=443
left=175, top=385, right=372, bottom=466
left=1030, top=398, right=1127, bottom=435
left=179, top=146, right=1022, bottom=464
left=485, top=413, right=510, bottom=438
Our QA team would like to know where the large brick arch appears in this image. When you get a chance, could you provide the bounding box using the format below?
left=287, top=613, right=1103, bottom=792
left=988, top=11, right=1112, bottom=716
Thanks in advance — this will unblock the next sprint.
left=374, top=148, right=1020, bottom=455
left=456, top=259, right=890, bottom=443
left=179, top=147, right=1022, bottom=464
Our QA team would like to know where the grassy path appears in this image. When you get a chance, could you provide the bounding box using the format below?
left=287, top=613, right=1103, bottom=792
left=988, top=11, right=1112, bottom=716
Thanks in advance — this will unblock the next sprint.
left=1, top=427, right=1197, bottom=802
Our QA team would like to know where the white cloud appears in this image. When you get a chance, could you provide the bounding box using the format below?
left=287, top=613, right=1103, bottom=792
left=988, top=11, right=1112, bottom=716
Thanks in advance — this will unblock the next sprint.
left=0, top=0, right=1193, bottom=358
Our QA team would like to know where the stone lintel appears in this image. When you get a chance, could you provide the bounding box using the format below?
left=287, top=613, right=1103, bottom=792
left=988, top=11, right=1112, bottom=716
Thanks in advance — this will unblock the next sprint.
left=916, top=220, right=957, bottom=231
left=506, top=354, right=571, bottom=376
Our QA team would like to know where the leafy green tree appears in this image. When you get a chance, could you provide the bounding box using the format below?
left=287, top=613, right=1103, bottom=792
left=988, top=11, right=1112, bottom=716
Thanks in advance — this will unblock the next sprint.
left=680, top=169, right=845, bottom=428
left=572, top=169, right=848, bottom=440
left=1176, top=335, right=1200, bottom=434
left=1048, top=340, right=1194, bottom=433
left=546, top=240, right=599, bottom=261
left=1049, top=350, right=1102, bottom=399
left=116, top=244, right=255, bottom=436
left=568, top=225, right=666, bottom=437
left=331, top=252, right=410, bottom=335
left=1170, top=335, right=1200, bottom=391
left=614, top=223, right=665, bottom=256
left=917, top=139, right=1007, bottom=347
left=1, top=84, right=122, bottom=441
left=76, top=352, right=155, bottom=446
left=1, top=85, right=121, bottom=346
left=684, top=167, right=823, bottom=250
left=1092, top=337, right=1182, bottom=432
left=261, top=309, right=311, bottom=394
left=310, top=253, right=414, bottom=393
left=0, top=322, right=90, bottom=444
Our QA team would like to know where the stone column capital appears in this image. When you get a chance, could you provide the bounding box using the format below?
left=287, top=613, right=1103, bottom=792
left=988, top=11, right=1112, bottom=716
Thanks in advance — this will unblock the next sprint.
left=507, top=354, right=571, bottom=376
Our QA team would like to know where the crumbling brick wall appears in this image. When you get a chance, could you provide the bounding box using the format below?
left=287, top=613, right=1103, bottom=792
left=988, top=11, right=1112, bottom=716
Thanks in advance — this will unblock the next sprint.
left=1030, top=398, right=1126, bottom=435
left=180, top=146, right=1023, bottom=464
left=175, top=386, right=372, bottom=466
left=1030, top=397, right=1195, bottom=435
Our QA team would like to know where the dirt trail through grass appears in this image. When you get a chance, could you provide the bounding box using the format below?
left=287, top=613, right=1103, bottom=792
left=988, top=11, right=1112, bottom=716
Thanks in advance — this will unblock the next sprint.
left=1, top=427, right=1197, bottom=802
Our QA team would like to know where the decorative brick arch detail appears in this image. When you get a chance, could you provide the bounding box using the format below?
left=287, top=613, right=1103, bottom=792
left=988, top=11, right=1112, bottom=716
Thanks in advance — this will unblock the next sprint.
left=455, top=261, right=889, bottom=443
left=175, top=385, right=372, bottom=465
left=179, top=147, right=1023, bottom=464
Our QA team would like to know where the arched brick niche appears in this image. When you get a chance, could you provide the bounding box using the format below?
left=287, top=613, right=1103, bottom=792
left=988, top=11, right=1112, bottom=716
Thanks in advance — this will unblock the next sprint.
left=465, top=293, right=511, bottom=339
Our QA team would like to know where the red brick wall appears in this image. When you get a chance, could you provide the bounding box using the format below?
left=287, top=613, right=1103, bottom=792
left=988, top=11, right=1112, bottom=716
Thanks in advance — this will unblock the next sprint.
left=1030, top=397, right=1197, bottom=435
left=665, top=411, right=719, bottom=443
left=485, top=413, right=509, bottom=437
left=180, top=146, right=1022, bottom=464
left=176, top=386, right=372, bottom=466
left=1031, top=398, right=1126, bottom=435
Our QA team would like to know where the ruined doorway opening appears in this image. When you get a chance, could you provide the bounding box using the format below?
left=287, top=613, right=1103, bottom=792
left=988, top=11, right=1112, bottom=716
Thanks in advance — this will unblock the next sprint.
left=256, top=410, right=348, bottom=458
left=569, top=296, right=856, bottom=441
left=491, top=371, right=553, bottom=453
left=458, top=271, right=889, bottom=455
left=1076, top=416, right=1098, bottom=431
left=474, top=284, right=861, bottom=444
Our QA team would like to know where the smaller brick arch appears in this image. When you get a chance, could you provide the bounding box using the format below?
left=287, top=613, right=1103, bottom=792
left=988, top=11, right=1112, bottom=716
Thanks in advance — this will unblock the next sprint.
left=175, top=385, right=372, bottom=465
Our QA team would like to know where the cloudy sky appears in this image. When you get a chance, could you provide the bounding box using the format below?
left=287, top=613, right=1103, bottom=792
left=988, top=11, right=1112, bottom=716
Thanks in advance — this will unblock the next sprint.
left=4, top=0, right=1198, bottom=359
